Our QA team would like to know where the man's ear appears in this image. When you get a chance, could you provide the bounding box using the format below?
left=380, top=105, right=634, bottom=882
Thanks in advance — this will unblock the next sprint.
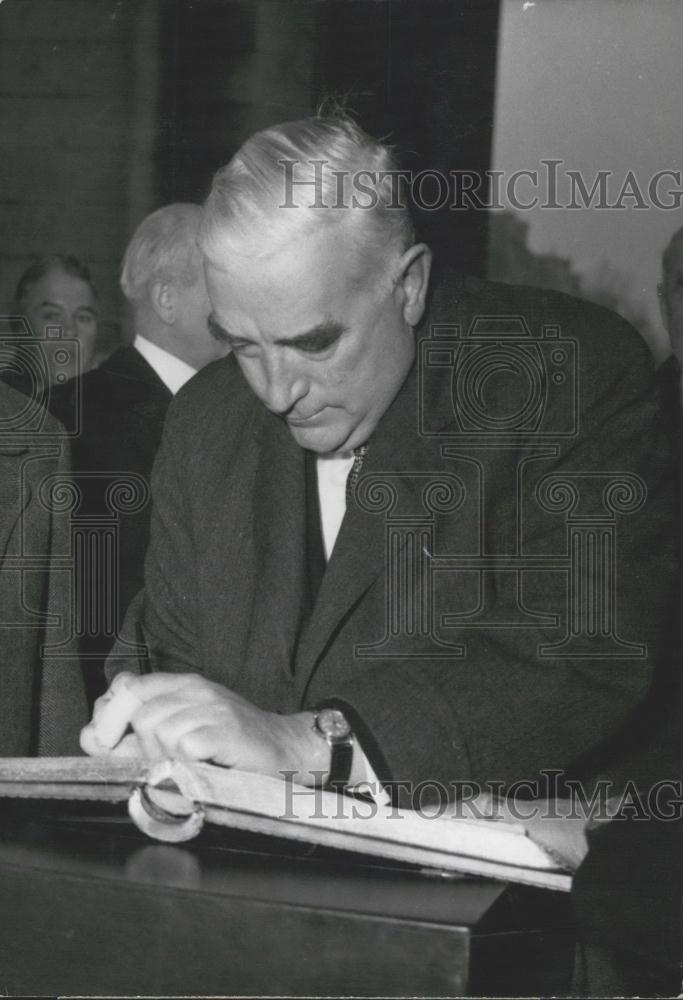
left=395, top=243, right=432, bottom=327
left=150, top=281, right=176, bottom=324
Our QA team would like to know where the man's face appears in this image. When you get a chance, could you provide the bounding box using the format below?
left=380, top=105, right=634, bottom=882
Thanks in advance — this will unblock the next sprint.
left=22, top=267, right=98, bottom=381
left=174, top=269, right=231, bottom=369
left=660, top=237, right=683, bottom=362
left=205, top=226, right=419, bottom=454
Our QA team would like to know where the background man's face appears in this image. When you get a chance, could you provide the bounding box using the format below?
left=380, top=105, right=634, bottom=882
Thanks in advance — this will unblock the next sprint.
left=659, top=236, right=683, bottom=361
left=174, top=269, right=231, bottom=369
left=22, top=267, right=98, bottom=381
left=205, top=225, right=417, bottom=454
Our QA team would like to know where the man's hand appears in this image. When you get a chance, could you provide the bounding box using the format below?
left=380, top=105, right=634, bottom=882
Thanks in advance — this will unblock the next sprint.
left=80, top=672, right=330, bottom=784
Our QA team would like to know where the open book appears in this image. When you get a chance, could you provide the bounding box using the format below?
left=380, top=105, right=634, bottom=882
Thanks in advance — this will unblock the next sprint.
left=0, top=757, right=572, bottom=891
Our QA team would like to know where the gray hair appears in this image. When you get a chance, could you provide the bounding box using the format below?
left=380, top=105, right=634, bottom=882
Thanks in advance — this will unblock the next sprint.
left=15, top=254, right=98, bottom=306
left=199, top=114, right=414, bottom=271
left=120, top=203, right=204, bottom=302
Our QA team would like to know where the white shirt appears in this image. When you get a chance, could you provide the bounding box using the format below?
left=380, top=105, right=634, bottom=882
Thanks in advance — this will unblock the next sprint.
left=133, top=334, right=197, bottom=395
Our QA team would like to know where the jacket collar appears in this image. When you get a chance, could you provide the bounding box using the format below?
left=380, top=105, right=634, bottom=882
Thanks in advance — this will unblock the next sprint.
left=100, top=344, right=172, bottom=394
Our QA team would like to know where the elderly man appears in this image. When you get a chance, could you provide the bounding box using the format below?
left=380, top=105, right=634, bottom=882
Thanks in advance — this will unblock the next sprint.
left=83, top=116, right=676, bottom=806
left=51, top=203, right=231, bottom=704
left=3, top=255, right=99, bottom=388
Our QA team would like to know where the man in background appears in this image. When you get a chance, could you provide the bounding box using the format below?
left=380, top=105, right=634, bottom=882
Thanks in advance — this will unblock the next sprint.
left=0, top=374, right=86, bottom=754
left=657, top=224, right=683, bottom=426
left=562, top=222, right=682, bottom=997
left=51, top=203, right=231, bottom=703
left=3, top=255, right=99, bottom=389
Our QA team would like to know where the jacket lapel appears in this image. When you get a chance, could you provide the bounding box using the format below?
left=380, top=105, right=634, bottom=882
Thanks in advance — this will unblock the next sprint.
left=245, top=412, right=309, bottom=689
left=293, top=361, right=455, bottom=696
left=108, top=345, right=171, bottom=391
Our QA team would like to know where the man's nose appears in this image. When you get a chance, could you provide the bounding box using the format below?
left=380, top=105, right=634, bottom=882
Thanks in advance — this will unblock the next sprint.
left=60, top=314, right=75, bottom=337
left=261, top=354, right=307, bottom=414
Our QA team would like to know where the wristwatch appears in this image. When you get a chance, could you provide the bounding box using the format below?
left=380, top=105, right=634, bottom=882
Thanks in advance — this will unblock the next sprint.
left=313, top=707, right=354, bottom=789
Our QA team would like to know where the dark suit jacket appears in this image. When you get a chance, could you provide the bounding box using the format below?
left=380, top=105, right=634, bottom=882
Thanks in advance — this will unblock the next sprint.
left=570, top=719, right=682, bottom=996
left=567, top=354, right=682, bottom=996
left=50, top=346, right=172, bottom=696
left=110, top=273, right=678, bottom=797
left=0, top=381, right=87, bottom=754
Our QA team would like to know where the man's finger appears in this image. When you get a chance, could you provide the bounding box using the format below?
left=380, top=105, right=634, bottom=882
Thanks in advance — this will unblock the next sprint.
left=90, top=674, right=127, bottom=723
left=80, top=723, right=112, bottom=757
left=109, top=732, right=143, bottom=759
left=89, top=671, right=137, bottom=727
left=129, top=695, right=204, bottom=760
left=121, top=671, right=209, bottom=704
left=175, top=724, right=230, bottom=764
left=151, top=706, right=232, bottom=762
left=86, top=679, right=144, bottom=750
left=87, top=673, right=200, bottom=751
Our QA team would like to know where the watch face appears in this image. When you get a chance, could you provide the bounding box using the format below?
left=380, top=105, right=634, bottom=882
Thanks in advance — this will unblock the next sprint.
left=317, top=708, right=352, bottom=742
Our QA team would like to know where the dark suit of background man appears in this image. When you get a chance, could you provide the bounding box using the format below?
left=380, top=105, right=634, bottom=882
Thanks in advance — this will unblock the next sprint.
left=560, top=224, right=683, bottom=997
left=51, top=204, right=231, bottom=705
left=82, top=116, right=676, bottom=822
left=0, top=379, right=86, bottom=755
left=657, top=224, right=683, bottom=427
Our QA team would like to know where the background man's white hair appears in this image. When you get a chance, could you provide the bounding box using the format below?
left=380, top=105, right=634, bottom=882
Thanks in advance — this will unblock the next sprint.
left=199, top=114, right=415, bottom=271
left=121, top=202, right=204, bottom=302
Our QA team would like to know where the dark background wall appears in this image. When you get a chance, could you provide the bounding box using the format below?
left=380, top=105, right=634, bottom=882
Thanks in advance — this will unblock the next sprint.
left=0, top=0, right=158, bottom=348
left=0, top=0, right=500, bottom=348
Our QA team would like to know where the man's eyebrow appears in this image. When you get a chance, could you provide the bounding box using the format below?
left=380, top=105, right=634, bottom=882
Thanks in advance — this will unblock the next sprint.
left=208, top=314, right=237, bottom=342
left=38, top=301, right=98, bottom=315
left=275, top=320, right=346, bottom=347
left=208, top=315, right=346, bottom=346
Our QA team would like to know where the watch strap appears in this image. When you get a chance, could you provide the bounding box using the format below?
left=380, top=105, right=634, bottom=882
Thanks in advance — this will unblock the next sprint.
left=327, top=737, right=354, bottom=790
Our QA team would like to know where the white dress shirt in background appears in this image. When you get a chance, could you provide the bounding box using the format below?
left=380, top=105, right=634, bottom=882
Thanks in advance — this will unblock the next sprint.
left=133, top=334, right=197, bottom=395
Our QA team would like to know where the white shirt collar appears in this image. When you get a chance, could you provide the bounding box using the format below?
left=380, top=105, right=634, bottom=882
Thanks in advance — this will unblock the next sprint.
left=133, top=334, right=197, bottom=395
